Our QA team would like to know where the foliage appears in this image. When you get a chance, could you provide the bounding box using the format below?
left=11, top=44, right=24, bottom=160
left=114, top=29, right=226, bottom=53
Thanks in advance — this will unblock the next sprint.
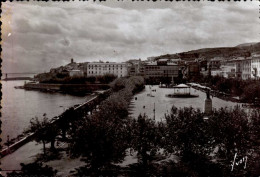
left=56, top=108, right=75, bottom=140
left=7, top=162, right=57, bottom=177
left=208, top=106, right=251, bottom=159
left=69, top=117, right=128, bottom=174
left=153, top=156, right=224, bottom=177
left=164, top=106, right=213, bottom=156
left=67, top=76, right=145, bottom=174
left=97, top=73, right=117, bottom=84
left=28, top=115, right=58, bottom=155
left=128, top=115, right=160, bottom=169
left=191, top=75, right=260, bottom=102
left=241, top=83, right=260, bottom=103
left=74, top=164, right=122, bottom=177
left=162, top=105, right=259, bottom=176
left=110, top=76, right=145, bottom=93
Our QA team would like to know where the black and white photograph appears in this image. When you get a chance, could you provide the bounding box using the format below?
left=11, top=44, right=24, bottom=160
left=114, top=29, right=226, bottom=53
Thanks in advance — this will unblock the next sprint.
left=1, top=0, right=260, bottom=176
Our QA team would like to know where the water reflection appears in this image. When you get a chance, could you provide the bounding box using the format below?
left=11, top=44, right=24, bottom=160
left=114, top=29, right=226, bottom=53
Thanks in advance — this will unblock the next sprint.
left=1, top=80, right=86, bottom=144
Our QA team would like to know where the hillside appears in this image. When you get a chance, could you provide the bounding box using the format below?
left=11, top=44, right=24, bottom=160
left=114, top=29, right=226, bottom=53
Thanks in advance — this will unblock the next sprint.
left=153, top=42, right=260, bottom=61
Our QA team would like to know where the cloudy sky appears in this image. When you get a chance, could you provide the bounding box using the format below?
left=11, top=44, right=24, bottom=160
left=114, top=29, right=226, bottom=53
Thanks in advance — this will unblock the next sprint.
left=2, top=1, right=259, bottom=73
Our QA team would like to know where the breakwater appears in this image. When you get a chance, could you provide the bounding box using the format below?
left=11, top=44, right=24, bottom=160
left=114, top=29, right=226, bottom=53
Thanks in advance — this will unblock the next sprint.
left=0, top=89, right=112, bottom=158
left=24, top=83, right=110, bottom=94
left=3, top=77, right=33, bottom=81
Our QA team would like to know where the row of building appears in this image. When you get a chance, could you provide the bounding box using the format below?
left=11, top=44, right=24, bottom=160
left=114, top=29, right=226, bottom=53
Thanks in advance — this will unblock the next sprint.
left=210, top=54, right=260, bottom=80
left=53, top=58, right=200, bottom=82
left=50, top=55, right=260, bottom=81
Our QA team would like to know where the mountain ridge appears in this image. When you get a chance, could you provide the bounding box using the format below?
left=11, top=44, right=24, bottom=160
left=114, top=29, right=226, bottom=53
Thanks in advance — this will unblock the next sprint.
left=152, top=42, right=260, bottom=61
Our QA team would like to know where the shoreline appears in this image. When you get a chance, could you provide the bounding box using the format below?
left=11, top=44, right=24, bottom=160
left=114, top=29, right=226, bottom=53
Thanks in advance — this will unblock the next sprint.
left=0, top=93, right=102, bottom=158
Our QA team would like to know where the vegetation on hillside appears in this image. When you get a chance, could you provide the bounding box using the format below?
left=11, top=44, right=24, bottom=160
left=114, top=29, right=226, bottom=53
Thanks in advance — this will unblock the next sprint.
left=153, top=42, right=260, bottom=61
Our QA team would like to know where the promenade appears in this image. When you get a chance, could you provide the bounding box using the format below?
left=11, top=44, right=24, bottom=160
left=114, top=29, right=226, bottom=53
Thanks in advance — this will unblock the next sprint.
left=129, top=85, right=240, bottom=121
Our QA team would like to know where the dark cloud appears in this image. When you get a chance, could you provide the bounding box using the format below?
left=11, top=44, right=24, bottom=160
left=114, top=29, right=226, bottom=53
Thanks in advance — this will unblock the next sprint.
left=1, top=1, right=259, bottom=73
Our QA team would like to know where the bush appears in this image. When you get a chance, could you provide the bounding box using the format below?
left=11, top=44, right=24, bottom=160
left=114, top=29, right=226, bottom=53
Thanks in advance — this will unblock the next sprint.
left=7, top=162, right=57, bottom=177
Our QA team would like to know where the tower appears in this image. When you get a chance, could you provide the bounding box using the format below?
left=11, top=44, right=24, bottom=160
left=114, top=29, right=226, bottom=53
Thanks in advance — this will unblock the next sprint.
left=71, top=58, right=74, bottom=64
left=204, top=89, right=212, bottom=115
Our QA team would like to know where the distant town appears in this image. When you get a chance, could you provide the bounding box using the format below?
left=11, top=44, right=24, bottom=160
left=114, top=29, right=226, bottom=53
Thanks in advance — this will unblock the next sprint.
left=33, top=42, right=260, bottom=84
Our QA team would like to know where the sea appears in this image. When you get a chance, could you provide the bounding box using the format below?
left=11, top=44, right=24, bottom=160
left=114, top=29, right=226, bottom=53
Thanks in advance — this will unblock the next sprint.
left=1, top=73, right=87, bottom=145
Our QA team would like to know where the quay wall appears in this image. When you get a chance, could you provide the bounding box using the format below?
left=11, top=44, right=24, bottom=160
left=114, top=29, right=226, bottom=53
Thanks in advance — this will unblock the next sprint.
left=3, top=77, right=33, bottom=81
left=24, top=83, right=110, bottom=92
left=0, top=133, right=36, bottom=157
left=24, top=83, right=61, bottom=91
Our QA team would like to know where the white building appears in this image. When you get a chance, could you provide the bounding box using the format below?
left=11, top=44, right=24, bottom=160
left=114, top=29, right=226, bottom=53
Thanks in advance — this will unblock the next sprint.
left=251, top=57, right=260, bottom=79
left=87, top=62, right=128, bottom=77
left=220, top=62, right=236, bottom=78
left=221, top=56, right=260, bottom=80
left=241, top=58, right=251, bottom=80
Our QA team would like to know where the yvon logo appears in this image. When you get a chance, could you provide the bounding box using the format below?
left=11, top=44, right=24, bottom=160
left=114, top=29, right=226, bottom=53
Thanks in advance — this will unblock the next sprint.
left=231, top=153, right=248, bottom=171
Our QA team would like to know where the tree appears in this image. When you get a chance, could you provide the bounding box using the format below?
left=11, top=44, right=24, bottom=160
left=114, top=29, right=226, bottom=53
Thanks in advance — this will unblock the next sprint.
left=56, top=108, right=75, bottom=140
left=97, top=74, right=117, bottom=84
left=86, top=76, right=96, bottom=83
left=28, top=115, right=58, bottom=155
left=128, top=114, right=160, bottom=176
left=67, top=76, right=145, bottom=175
left=7, top=162, right=57, bottom=177
left=208, top=107, right=251, bottom=158
left=241, top=83, right=260, bottom=103
left=68, top=116, right=128, bottom=175
left=164, top=106, right=213, bottom=157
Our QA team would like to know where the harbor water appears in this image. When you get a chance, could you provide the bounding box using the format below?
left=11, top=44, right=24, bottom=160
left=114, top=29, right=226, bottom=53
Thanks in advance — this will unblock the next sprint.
left=1, top=79, right=86, bottom=145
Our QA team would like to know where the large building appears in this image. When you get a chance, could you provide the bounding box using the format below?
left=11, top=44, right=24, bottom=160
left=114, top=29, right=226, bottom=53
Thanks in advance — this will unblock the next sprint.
left=144, top=59, right=181, bottom=83
left=127, top=59, right=143, bottom=76
left=215, top=56, right=260, bottom=80
left=86, top=62, right=128, bottom=77
left=251, top=56, right=260, bottom=79
left=241, top=58, right=251, bottom=80
left=221, top=58, right=242, bottom=79
left=184, top=61, right=200, bottom=78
